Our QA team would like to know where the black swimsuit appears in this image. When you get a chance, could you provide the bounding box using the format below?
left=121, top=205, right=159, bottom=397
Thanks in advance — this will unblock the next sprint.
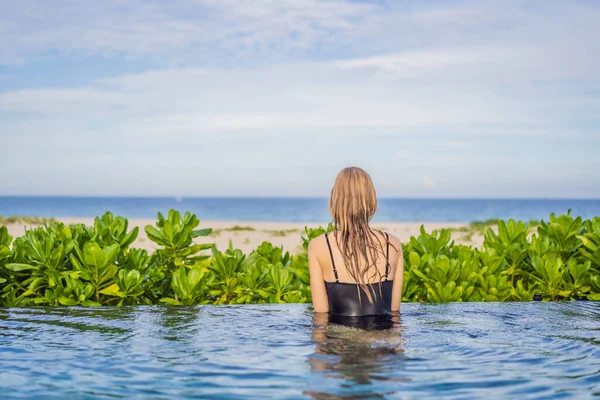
left=324, top=232, right=394, bottom=317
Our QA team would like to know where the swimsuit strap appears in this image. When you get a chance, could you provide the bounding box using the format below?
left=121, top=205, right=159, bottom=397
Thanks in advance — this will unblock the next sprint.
left=384, top=232, right=390, bottom=279
left=324, top=233, right=339, bottom=283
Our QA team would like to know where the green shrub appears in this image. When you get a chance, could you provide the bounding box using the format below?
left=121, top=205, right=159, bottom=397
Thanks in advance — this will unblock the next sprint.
left=1, top=210, right=600, bottom=307
left=578, top=217, right=600, bottom=269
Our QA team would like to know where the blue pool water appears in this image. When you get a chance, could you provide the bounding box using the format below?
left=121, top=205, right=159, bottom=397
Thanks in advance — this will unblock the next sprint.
left=1, top=196, right=600, bottom=222
left=1, top=303, right=599, bottom=399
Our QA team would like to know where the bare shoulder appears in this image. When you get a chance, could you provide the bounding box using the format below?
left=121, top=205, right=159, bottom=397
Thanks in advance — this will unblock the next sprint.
left=385, top=232, right=403, bottom=254
left=308, top=233, right=327, bottom=252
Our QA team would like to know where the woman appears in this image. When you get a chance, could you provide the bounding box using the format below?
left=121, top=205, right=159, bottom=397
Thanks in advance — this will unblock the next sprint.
left=308, top=167, right=404, bottom=319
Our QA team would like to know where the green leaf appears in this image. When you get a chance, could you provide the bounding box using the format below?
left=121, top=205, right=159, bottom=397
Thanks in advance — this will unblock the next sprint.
left=99, top=283, right=120, bottom=296
left=69, top=253, right=84, bottom=270
left=189, top=255, right=211, bottom=262
left=578, top=235, right=598, bottom=252
left=83, top=242, right=105, bottom=268
left=188, top=267, right=204, bottom=288
left=144, top=225, right=164, bottom=244
left=103, top=244, right=120, bottom=265
left=120, top=227, right=139, bottom=248
left=100, top=264, right=118, bottom=285
left=160, top=298, right=183, bottom=305
left=412, top=269, right=428, bottom=281
left=58, top=296, right=79, bottom=306
left=5, top=263, right=39, bottom=271
left=171, top=268, right=189, bottom=299
left=27, top=277, right=45, bottom=291
left=192, top=228, right=212, bottom=238
left=81, top=300, right=101, bottom=306
left=124, top=270, right=141, bottom=288
left=409, top=252, right=421, bottom=268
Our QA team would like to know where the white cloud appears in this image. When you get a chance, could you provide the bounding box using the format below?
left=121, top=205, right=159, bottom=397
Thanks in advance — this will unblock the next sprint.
left=0, top=61, right=538, bottom=140
left=0, top=0, right=376, bottom=65
left=0, top=0, right=599, bottom=197
left=336, top=48, right=509, bottom=73
left=3, top=0, right=597, bottom=68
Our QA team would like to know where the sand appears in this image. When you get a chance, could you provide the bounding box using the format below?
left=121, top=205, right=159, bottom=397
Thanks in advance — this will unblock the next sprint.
left=2, top=218, right=486, bottom=254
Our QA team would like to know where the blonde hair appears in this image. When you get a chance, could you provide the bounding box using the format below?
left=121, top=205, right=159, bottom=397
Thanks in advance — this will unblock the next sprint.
left=329, top=167, right=387, bottom=302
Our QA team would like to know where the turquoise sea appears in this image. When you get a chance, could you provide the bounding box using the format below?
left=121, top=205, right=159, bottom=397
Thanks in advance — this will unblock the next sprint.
left=1, top=197, right=599, bottom=222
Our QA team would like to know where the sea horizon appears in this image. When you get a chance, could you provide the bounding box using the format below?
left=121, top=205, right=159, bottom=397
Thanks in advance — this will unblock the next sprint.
left=2, top=195, right=600, bottom=200
left=1, top=196, right=599, bottom=223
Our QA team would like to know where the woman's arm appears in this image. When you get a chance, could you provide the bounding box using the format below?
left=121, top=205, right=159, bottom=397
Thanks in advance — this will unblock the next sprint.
left=308, top=239, right=329, bottom=313
left=391, top=243, right=404, bottom=312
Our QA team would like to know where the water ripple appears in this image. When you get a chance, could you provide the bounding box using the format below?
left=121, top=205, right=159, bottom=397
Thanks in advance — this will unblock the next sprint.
left=1, top=303, right=600, bottom=398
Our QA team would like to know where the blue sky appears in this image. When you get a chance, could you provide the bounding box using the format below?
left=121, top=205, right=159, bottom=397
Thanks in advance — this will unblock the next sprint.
left=0, top=0, right=599, bottom=198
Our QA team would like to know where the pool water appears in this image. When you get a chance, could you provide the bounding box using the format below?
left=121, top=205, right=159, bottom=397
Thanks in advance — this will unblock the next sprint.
left=1, top=303, right=599, bottom=399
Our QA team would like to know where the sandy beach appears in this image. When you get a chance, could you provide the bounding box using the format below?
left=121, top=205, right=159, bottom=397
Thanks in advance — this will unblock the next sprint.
left=3, top=218, right=485, bottom=254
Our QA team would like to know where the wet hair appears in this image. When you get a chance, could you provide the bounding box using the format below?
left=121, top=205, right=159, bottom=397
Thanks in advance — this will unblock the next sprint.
left=329, top=167, right=388, bottom=303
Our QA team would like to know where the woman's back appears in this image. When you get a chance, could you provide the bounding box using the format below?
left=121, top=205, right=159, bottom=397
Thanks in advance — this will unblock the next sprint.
left=308, top=166, right=404, bottom=318
left=309, top=229, right=403, bottom=316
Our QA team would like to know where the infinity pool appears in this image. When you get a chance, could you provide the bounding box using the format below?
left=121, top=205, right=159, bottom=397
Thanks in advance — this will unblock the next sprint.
left=1, top=303, right=599, bottom=399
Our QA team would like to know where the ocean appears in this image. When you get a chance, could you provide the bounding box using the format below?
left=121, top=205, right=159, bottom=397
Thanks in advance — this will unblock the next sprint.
left=1, top=196, right=599, bottom=222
